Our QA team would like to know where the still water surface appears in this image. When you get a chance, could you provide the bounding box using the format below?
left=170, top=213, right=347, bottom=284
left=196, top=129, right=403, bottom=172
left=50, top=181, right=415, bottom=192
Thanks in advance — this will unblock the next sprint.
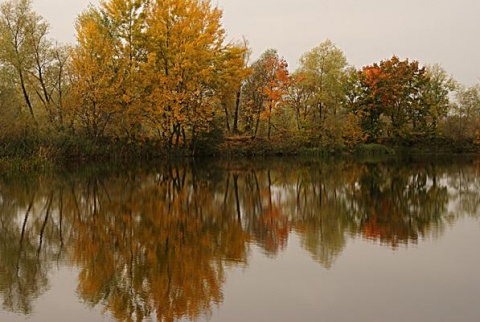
left=0, top=157, right=479, bottom=321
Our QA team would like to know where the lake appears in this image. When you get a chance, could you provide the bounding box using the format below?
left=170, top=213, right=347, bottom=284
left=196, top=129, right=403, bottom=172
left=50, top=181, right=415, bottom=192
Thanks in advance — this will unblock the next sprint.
left=1, top=156, right=479, bottom=322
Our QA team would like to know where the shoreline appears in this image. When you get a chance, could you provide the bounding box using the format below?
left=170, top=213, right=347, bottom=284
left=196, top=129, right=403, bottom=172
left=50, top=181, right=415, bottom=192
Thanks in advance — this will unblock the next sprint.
left=1, top=137, right=479, bottom=174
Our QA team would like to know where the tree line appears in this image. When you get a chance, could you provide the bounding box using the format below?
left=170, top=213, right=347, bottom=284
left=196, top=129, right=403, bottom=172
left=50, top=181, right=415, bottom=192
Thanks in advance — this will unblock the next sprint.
left=1, top=0, right=479, bottom=159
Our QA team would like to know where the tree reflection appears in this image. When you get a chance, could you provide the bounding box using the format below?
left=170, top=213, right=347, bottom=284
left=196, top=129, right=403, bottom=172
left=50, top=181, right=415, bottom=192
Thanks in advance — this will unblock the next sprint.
left=350, top=161, right=450, bottom=247
left=0, top=176, right=66, bottom=314
left=1, top=157, right=480, bottom=320
left=64, top=164, right=249, bottom=322
left=287, top=162, right=357, bottom=268
left=447, top=158, right=480, bottom=217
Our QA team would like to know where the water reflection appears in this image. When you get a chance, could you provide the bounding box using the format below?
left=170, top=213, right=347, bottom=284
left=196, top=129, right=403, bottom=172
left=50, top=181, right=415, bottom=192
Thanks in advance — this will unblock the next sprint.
left=352, top=161, right=451, bottom=246
left=0, top=177, right=65, bottom=314
left=0, top=157, right=479, bottom=321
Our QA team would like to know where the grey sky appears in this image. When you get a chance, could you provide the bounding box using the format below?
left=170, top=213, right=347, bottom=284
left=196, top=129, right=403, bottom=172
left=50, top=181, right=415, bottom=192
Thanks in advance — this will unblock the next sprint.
left=32, top=0, right=480, bottom=85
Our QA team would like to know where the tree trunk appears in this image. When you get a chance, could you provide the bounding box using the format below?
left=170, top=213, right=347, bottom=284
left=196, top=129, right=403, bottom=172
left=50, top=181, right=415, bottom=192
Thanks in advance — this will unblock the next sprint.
left=19, top=70, right=35, bottom=122
left=233, top=90, right=241, bottom=134
left=223, top=103, right=231, bottom=132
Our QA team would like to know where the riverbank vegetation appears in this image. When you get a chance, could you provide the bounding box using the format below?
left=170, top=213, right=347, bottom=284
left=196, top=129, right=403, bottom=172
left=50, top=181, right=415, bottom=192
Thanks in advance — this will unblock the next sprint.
left=1, top=0, right=480, bottom=165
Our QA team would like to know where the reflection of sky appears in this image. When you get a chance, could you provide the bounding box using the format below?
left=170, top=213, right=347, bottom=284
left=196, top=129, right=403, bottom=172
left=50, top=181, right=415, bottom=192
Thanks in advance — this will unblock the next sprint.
left=442, top=174, right=480, bottom=215
left=212, top=220, right=480, bottom=322
left=2, top=217, right=479, bottom=321
left=0, top=268, right=109, bottom=322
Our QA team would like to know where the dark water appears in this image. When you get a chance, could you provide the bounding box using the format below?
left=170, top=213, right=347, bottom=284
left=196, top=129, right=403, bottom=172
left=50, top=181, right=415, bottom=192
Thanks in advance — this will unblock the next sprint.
left=1, top=157, right=480, bottom=322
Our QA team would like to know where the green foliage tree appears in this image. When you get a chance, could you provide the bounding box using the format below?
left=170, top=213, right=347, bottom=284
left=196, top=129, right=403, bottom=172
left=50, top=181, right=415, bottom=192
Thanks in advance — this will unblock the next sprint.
left=291, top=40, right=365, bottom=147
left=0, top=0, right=69, bottom=129
left=443, top=84, right=480, bottom=144
left=293, top=40, right=348, bottom=131
left=420, top=64, right=456, bottom=136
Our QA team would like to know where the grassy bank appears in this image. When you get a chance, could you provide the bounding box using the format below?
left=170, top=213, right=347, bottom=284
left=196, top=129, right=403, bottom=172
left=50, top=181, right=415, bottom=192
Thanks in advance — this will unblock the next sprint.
left=1, top=133, right=479, bottom=170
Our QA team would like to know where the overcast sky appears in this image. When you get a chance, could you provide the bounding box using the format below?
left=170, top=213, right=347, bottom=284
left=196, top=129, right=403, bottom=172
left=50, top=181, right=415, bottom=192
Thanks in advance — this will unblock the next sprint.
left=32, top=0, right=480, bottom=85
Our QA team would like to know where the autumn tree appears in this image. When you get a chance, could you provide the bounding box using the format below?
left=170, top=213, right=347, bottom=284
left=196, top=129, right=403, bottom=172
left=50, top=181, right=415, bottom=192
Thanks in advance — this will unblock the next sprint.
left=70, top=0, right=244, bottom=151
left=241, top=49, right=289, bottom=139
left=0, top=0, right=69, bottom=129
left=420, top=64, right=456, bottom=136
left=352, top=56, right=438, bottom=141
left=69, top=0, right=147, bottom=139
left=0, top=70, right=24, bottom=140
left=141, top=0, right=233, bottom=151
left=287, top=71, right=313, bottom=132
left=69, top=8, right=121, bottom=139
left=215, top=39, right=250, bottom=134
left=100, top=0, right=148, bottom=139
left=443, top=84, right=480, bottom=143
left=290, top=40, right=364, bottom=147
left=294, top=40, right=348, bottom=131
left=0, top=0, right=39, bottom=122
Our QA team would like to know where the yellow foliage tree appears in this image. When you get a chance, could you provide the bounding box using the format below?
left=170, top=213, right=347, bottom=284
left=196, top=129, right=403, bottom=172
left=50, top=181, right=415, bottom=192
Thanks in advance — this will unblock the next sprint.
left=215, top=42, right=251, bottom=134
left=69, top=8, right=124, bottom=139
left=69, top=0, right=148, bottom=140
left=142, top=0, right=228, bottom=151
left=69, top=0, right=245, bottom=151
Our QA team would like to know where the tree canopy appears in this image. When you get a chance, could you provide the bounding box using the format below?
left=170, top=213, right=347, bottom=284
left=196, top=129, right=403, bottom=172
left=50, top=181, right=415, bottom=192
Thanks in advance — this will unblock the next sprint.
left=0, top=0, right=479, bottom=158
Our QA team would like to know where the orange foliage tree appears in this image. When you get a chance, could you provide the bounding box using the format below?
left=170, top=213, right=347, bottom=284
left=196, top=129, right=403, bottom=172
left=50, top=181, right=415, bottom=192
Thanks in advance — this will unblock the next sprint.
left=241, top=49, right=290, bottom=139
left=353, top=56, right=432, bottom=141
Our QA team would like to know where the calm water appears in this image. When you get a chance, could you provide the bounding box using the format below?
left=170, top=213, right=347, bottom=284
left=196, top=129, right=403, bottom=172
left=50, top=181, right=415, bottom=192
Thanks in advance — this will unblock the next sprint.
left=1, top=157, right=480, bottom=322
